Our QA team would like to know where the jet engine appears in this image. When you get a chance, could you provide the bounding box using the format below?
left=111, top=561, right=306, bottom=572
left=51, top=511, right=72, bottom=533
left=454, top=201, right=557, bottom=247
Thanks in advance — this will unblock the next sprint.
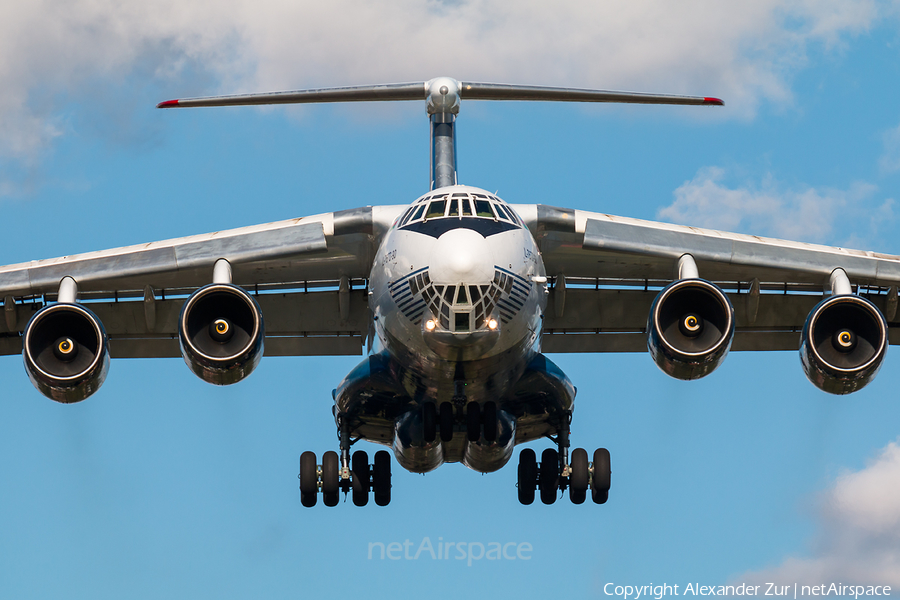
left=178, top=283, right=264, bottom=385
left=23, top=303, right=110, bottom=403
left=800, top=294, right=887, bottom=395
left=647, top=278, right=735, bottom=380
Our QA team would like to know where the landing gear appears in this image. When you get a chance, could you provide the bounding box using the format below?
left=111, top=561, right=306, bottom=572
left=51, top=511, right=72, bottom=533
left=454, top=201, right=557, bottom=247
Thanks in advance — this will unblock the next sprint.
left=591, top=448, right=611, bottom=505
left=439, top=402, right=454, bottom=442
left=515, top=445, right=611, bottom=506
left=299, top=451, right=318, bottom=508
left=423, top=403, right=437, bottom=443
left=539, top=448, right=559, bottom=504
left=515, top=409, right=610, bottom=506
left=466, top=403, right=480, bottom=442
left=517, top=448, right=537, bottom=505
left=299, top=448, right=392, bottom=507
left=569, top=448, right=588, bottom=504
left=351, top=450, right=370, bottom=507
left=431, top=401, right=501, bottom=443
left=322, top=451, right=339, bottom=507
left=373, top=450, right=392, bottom=506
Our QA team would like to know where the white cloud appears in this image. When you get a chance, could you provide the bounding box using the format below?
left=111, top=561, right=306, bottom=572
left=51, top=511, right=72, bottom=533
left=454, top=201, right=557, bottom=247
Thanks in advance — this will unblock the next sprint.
left=0, top=0, right=884, bottom=171
left=657, top=166, right=885, bottom=245
left=732, top=440, right=900, bottom=587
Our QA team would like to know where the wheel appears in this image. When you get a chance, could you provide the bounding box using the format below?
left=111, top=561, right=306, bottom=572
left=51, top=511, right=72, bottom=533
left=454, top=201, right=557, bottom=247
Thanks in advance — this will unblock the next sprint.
left=569, top=448, right=588, bottom=504
left=539, top=448, right=559, bottom=505
left=322, top=451, right=339, bottom=507
left=591, top=448, right=611, bottom=505
left=423, top=403, right=436, bottom=443
left=483, top=401, right=497, bottom=442
left=517, top=448, right=537, bottom=505
left=372, top=450, right=392, bottom=506
left=299, top=451, right=318, bottom=508
left=466, top=403, right=481, bottom=442
left=439, top=402, right=454, bottom=442
left=351, top=450, right=369, bottom=507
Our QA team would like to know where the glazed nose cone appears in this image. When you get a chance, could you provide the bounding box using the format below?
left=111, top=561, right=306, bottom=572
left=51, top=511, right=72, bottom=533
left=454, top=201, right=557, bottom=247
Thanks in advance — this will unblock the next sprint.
left=428, top=228, right=493, bottom=284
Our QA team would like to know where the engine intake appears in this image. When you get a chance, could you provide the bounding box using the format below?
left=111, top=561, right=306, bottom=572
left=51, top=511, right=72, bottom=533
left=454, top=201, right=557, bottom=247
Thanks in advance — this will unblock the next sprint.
left=23, top=303, right=110, bottom=403
left=648, top=279, right=735, bottom=380
left=179, top=283, right=264, bottom=385
left=800, top=294, right=887, bottom=395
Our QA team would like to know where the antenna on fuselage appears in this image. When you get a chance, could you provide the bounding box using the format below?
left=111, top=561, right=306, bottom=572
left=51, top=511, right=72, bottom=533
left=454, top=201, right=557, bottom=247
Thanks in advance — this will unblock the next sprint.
left=158, top=78, right=723, bottom=191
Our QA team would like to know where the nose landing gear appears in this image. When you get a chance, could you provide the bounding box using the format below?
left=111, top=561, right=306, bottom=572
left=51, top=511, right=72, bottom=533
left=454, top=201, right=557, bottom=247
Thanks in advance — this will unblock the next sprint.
left=422, top=399, right=500, bottom=443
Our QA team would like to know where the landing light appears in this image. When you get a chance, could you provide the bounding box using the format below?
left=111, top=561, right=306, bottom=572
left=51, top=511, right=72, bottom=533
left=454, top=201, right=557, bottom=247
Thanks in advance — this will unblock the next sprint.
left=487, top=318, right=498, bottom=331
left=425, top=319, right=437, bottom=331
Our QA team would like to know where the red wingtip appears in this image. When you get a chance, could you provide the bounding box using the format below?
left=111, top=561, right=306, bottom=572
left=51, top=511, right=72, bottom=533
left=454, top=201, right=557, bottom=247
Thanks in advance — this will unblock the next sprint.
left=156, top=99, right=180, bottom=108
left=703, top=97, right=724, bottom=106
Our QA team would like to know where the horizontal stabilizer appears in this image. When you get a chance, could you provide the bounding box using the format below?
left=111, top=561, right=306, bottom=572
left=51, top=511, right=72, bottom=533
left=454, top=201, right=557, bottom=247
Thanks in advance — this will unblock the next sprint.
left=157, top=78, right=723, bottom=108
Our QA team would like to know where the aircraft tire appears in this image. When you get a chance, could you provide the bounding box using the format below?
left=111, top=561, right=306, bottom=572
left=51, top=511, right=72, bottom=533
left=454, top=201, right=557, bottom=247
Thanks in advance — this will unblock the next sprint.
left=299, top=451, right=318, bottom=508
left=517, top=448, right=537, bottom=505
left=466, top=403, right=481, bottom=442
left=483, top=401, right=497, bottom=442
left=439, top=402, right=454, bottom=442
left=352, top=450, right=369, bottom=507
left=569, top=448, right=588, bottom=504
left=373, top=450, right=392, bottom=506
left=539, top=448, right=559, bottom=505
left=322, top=451, right=339, bottom=507
left=423, top=403, right=436, bottom=443
left=591, top=448, right=611, bottom=505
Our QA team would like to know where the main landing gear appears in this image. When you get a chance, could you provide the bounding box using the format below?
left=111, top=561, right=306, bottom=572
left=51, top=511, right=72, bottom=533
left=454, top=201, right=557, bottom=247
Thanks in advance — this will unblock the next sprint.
left=516, top=415, right=610, bottom=505
left=299, top=414, right=392, bottom=507
left=299, top=449, right=392, bottom=507
left=517, top=447, right=610, bottom=505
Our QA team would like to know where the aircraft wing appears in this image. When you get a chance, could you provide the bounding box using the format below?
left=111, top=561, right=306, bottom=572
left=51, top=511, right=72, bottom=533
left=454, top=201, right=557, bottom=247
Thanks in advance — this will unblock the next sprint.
left=0, top=205, right=405, bottom=358
left=512, top=205, right=900, bottom=353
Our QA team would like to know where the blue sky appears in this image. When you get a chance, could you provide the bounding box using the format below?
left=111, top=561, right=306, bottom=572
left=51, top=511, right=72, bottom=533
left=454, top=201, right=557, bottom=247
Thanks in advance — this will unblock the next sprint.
left=1, top=2, right=900, bottom=598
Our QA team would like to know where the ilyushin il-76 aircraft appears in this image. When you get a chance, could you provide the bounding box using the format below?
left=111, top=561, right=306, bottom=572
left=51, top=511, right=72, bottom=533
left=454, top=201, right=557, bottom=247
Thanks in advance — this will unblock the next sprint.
left=2, top=77, right=898, bottom=508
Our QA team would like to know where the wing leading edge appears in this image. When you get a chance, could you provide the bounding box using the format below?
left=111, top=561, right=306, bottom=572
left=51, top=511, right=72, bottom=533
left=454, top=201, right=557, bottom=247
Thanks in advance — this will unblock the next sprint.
left=0, top=205, right=406, bottom=358
left=512, top=204, right=900, bottom=353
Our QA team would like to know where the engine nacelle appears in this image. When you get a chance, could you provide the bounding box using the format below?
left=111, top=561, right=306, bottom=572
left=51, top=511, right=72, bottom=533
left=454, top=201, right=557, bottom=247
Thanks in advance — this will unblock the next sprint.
left=800, top=294, right=887, bottom=395
left=179, top=283, right=264, bottom=385
left=23, top=303, right=110, bottom=403
left=648, top=279, right=735, bottom=380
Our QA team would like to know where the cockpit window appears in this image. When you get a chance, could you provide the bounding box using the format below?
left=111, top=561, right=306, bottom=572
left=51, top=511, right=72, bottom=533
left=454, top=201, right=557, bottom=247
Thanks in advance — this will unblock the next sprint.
left=401, top=192, right=521, bottom=229
left=399, top=206, right=416, bottom=227
left=425, top=200, right=447, bottom=219
left=494, top=204, right=514, bottom=223
left=474, top=200, right=494, bottom=218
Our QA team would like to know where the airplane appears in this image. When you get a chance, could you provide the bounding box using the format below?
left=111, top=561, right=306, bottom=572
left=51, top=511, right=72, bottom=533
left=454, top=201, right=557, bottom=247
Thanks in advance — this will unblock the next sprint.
left=1, top=77, right=896, bottom=509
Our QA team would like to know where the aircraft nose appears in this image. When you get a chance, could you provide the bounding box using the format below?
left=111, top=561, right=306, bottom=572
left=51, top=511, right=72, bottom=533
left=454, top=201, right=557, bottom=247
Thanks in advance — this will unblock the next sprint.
left=429, top=228, right=494, bottom=283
